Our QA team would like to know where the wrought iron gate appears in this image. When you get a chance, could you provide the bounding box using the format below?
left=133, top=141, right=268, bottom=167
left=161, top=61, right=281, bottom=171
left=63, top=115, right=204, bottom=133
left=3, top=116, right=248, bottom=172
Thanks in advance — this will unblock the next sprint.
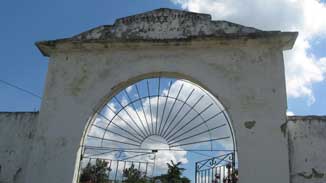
left=79, top=77, right=237, bottom=182
left=80, top=157, right=155, bottom=182
left=195, top=152, right=237, bottom=183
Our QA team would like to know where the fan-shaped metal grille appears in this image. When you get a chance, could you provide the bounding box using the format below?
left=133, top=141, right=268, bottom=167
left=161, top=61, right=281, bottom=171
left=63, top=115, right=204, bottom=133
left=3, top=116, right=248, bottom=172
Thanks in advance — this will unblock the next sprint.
left=80, top=77, right=236, bottom=181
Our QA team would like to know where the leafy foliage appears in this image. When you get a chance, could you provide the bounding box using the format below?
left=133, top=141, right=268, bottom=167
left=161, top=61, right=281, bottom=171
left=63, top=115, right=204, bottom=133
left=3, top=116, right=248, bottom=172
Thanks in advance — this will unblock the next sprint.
left=122, top=164, right=147, bottom=183
left=79, top=159, right=110, bottom=183
left=79, top=159, right=190, bottom=183
left=154, top=161, right=190, bottom=183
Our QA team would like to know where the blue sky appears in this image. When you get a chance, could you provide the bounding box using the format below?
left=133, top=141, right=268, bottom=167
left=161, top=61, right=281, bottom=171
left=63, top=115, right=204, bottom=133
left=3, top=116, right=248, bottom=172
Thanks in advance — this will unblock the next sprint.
left=1, top=0, right=325, bottom=181
left=0, top=0, right=178, bottom=111
left=83, top=77, right=235, bottom=181
left=0, top=0, right=325, bottom=115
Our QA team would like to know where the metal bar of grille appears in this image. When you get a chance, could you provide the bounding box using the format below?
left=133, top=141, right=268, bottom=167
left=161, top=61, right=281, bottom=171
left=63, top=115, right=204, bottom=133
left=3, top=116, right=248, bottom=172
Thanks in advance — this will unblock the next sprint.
left=158, top=81, right=172, bottom=135
left=170, top=136, right=230, bottom=148
left=83, top=145, right=235, bottom=152
left=167, top=110, right=226, bottom=143
left=108, top=160, right=112, bottom=180
left=161, top=88, right=195, bottom=138
left=124, top=90, right=150, bottom=136
left=168, top=124, right=226, bottom=146
left=83, top=150, right=115, bottom=158
left=114, top=96, right=147, bottom=138
left=160, top=84, right=184, bottom=136
left=147, top=80, right=154, bottom=135
left=83, top=157, right=153, bottom=165
left=165, top=103, right=214, bottom=140
left=135, top=84, right=152, bottom=136
left=96, top=112, right=143, bottom=143
left=84, top=150, right=151, bottom=155
left=145, top=162, right=148, bottom=176
left=92, top=124, right=142, bottom=144
left=211, top=155, right=232, bottom=169
left=162, top=94, right=205, bottom=139
left=88, top=135, right=140, bottom=147
left=123, top=161, right=127, bottom=173
left=155, top=77, right=160, bottom=135
left=98, top=94, right=207, bottom=145
left=114, top=160, right=119, bottom=182
left=105, top=104, right=145, bottom=141
left=120, top=152, right=153, bottom=161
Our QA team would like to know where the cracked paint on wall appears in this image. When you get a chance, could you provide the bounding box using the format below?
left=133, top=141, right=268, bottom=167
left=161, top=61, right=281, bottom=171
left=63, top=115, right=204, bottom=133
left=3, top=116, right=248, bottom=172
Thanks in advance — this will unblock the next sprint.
left=287, top=116, right=326, bottom=183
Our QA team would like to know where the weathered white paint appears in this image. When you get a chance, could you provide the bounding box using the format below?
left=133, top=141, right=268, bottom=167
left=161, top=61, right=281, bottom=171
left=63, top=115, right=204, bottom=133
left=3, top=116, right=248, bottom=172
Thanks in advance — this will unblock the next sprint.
left=1, top=112, right=325, bottom=183
left=24, top=8, right=297, bottom=183
left=0, top=112, right=38, bottom=183
left=36, top=8, right=297, bottom=56
left=287, top=116, right=326, bottom=183
left=29, top=45, right=290, bottom=182
left=73, top=8, right=259, bottom=40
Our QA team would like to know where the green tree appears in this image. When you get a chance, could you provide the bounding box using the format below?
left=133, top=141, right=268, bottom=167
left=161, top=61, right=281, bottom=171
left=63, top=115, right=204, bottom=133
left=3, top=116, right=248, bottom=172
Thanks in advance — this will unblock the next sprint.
left=79, top=159, right=110, bottom=183
left=166, top=161, right=184, bottom=180
left=154, top=161, right=190, bottom=183
left=122, top=164, right=147, bottom=183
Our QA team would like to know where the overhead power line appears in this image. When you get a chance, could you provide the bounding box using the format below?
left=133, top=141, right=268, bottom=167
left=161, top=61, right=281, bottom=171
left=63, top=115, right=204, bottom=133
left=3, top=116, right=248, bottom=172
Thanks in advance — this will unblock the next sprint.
left=0, top=79, right=42, bottom=99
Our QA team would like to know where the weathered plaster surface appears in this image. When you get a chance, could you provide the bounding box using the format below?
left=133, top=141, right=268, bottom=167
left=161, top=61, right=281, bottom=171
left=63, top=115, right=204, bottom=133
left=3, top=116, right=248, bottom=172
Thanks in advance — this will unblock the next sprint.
left=25, top=8, right=298, bottom=183
left=0, top=112, right=38, bottom=183
left=73, top=8, right=260, bottom=40
left=287, top=116, right=326, bottom=183
left=25, top=43, right=290, bottom=183
left=36, top=8, right=297, bottom=56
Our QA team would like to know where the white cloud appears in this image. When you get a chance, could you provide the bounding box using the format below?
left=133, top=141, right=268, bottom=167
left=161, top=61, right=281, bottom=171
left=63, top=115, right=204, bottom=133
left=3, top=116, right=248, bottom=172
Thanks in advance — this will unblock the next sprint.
left=84, top=79, right=235, bottom=176
left=126, top=85, right=133, bottom=93
left=286, top=111, right=295, bottom=116
left=171, top=0, right=326, bottom=104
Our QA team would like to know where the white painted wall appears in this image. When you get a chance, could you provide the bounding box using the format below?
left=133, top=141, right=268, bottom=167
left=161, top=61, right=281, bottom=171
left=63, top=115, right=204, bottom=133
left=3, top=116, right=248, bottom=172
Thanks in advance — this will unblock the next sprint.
left=1, top=111, right=325, bottom=183
left=24, top=40, right=290, bottom=183
left=1, top=112, right=324, bottom=183
left=287, top=116, right=326, bottom=183
left=0, top=112, right=38, bottom=183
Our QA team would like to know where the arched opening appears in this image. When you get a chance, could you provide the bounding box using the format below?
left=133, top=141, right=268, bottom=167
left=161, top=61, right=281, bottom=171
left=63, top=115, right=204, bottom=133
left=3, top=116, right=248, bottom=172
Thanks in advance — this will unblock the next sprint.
left=77, top=76, right=238, bottom=183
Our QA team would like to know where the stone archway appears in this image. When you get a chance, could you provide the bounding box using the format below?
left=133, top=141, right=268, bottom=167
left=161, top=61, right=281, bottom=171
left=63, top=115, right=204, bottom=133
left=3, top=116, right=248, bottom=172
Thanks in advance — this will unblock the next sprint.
left=77, top=74, right=237, bottom=182
left=27, top=8, right=297, bottom=183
